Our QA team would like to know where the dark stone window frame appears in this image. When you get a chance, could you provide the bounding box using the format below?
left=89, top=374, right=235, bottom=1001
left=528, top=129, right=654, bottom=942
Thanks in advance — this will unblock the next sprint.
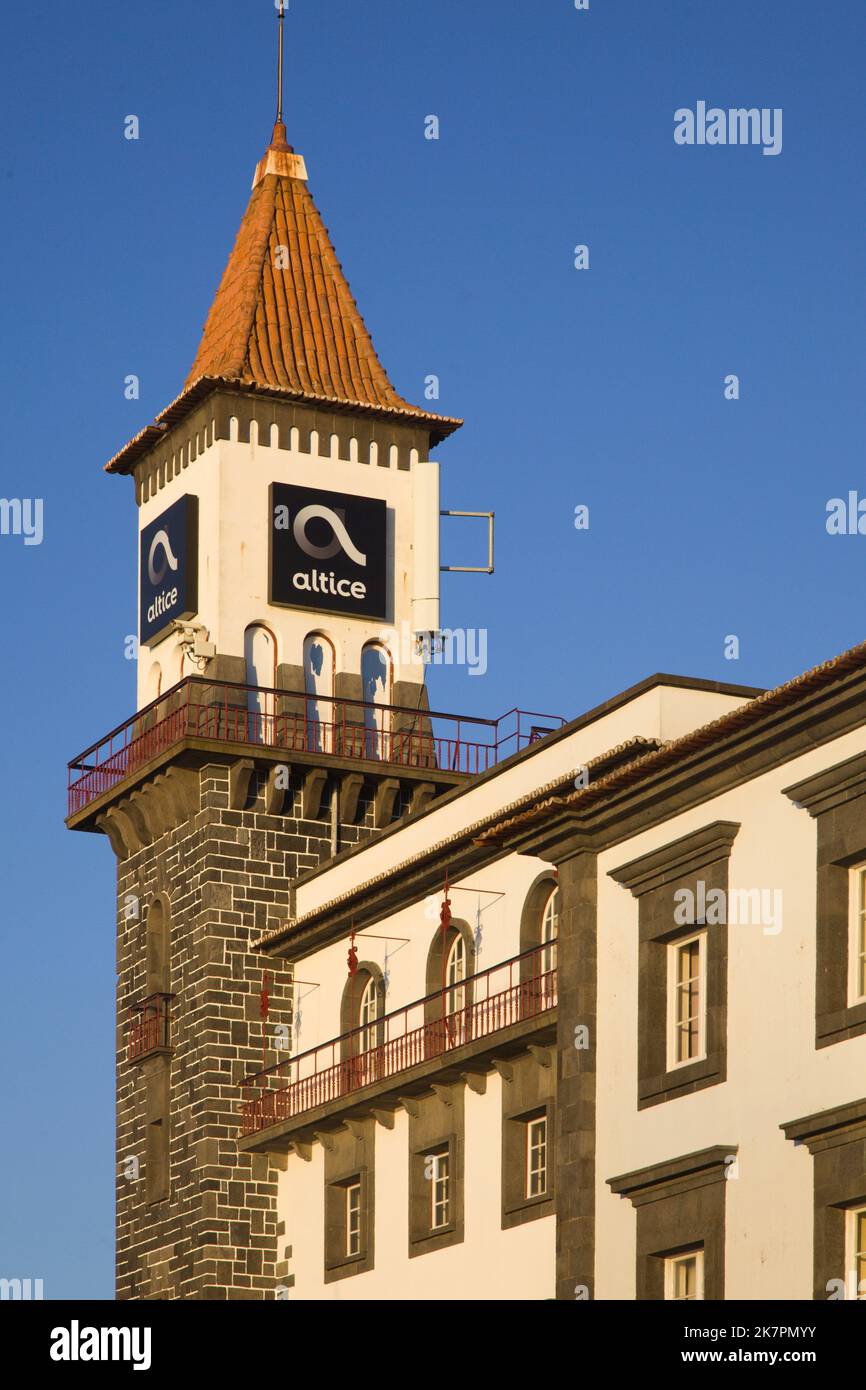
left=609, top=821, right=740, bottom=1110
left=783, top=751, right=866, bottom=1048
left=781, top=1097, right=866, bottom=1300
left=608, top=1145, right=737, bottom=1300
left=324, top=1122, right=375, bottom=1283
left=408, top=1084, right=465, bottom=1258
left=501, top=1048, right=556, bottom=1230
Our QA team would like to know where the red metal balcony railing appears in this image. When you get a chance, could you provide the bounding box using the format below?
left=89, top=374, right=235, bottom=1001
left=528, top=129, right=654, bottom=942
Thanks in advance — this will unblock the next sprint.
left=67, top=677, right=565, bottom=817
left=127, top=993, right=174, bottom=1062
left=239, top=944, right=558, bottom=1137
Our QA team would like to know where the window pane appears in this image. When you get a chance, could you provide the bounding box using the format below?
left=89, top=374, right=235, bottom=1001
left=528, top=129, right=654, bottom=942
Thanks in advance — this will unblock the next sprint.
left=674, top=939, right=702, bottom=1063
left=346, top=1183, right=361, bottom=1257
left=667, top=1251, right=703, bottom=1301
left=431, top=1150, right=450, bottom=1229
left=527, top=1116, right=548, bottom=1198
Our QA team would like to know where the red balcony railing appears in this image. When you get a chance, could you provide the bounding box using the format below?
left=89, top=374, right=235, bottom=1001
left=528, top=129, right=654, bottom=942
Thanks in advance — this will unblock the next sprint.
left=240, top=944, right=558, bottom=1136
left=127, top=993, right=174, bottom=1061
left=67, top=677, right=565, bottom=817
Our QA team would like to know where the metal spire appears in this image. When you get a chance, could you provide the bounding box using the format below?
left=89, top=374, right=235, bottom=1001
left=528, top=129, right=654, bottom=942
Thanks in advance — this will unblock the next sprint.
left=277, top=1, right=285, bottom=125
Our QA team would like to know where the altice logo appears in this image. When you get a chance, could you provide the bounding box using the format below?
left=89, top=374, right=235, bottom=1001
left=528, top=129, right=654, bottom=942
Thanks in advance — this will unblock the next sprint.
left=274, top=501, right=369, bottom=600
left=146, top=529, right=180, bottom=626
left=293, top=504, right=367, bottom=566
left=147, top=529, right=179, bottom=585
left=674, top=102, right=783, bottom=157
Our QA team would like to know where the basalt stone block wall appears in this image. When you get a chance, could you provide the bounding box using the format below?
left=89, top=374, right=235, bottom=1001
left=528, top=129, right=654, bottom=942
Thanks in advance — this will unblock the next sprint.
left=114, top=761, right=382, bottom=1300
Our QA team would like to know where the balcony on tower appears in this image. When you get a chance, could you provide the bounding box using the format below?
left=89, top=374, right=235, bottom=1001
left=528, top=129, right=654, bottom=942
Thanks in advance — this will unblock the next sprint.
left=66, top=676, right=565, bottom=850
left=127, top=993, right=175, bottom=1063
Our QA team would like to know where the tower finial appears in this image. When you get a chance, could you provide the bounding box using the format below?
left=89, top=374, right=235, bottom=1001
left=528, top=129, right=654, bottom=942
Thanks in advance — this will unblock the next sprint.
left=276, top=0, right=285, bottom=125
left=268, top=1, right=291, bottom=154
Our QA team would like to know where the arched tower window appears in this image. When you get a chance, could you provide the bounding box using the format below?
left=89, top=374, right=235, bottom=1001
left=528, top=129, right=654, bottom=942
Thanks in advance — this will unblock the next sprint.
left=303, top=632, right=335, bottom=753
left=244, top=623, right=278, bottom=742
left=518, top=873, right=560, bottom=1003
left=361, top=642, right=392, bottom=760
left=145, top=895, right=171, bottom=997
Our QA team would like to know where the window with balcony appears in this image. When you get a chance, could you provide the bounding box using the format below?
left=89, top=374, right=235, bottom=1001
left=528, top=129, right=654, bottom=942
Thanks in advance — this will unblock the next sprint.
left=303, top=631, right=334, bottom=754
left=361, top=642, right=392, bottom=760
left=519, top=873, right=560, bottom=1008
left=244, top=623, right=277, bottom=743
left=424, top=920, right=475, bottom=1052
left=340, top=964, right=385, bottom=1088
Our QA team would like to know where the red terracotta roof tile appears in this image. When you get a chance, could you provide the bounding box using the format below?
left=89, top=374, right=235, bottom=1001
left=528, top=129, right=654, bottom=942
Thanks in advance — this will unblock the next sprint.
left=105, top=129, right=462, bottom=475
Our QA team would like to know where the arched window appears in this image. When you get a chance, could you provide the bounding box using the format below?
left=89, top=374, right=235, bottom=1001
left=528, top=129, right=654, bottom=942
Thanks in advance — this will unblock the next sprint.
left=145, top=895, right=171, bottom=996
left=244, top=623, right=278, bottom=743
left=424, top=920, right=475, bottom=1050
left=304, top=632, right=335, bottom=753
left=540, top=886, right=559, bottom=1005
left=519, top=873, right=560, bottom=1003
left=361, top=642, right=392, bottom=760
left=445, top=934, right=467, bottom=1014
left=145, top=661, right=162, bottom=706
left=340, top=964, right=386, bottom=1087
left=359, top=975, right=379, bottom=1053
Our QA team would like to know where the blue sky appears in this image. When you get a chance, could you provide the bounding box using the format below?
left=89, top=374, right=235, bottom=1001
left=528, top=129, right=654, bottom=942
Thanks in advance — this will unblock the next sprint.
left=0, top=0, right=864, bottom=1298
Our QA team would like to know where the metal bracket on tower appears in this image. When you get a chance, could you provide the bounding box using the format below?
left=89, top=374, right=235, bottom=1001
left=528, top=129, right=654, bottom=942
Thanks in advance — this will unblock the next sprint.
left=439, top=511, right=495, bottom=574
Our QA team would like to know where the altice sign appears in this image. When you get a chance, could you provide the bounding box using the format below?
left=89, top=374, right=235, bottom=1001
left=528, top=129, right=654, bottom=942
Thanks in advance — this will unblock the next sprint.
left=270, top=483, right=386, bottom=620
left=139, top=494, right=199, bottom=645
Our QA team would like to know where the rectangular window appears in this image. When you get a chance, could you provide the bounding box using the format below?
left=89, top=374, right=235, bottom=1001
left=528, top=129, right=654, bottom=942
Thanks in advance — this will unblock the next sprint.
left=849, top=865, right=866, bottom=1006
left=664, top=1249, right=704, bottom=1301
left=847, top=1207, right=866, bottom=1300
left=667, top=933, right=706, bottom=1070
left=429, top=1148, right=450, bottom=1230
left=346, top=1181, right=362, bottom=1258
left=526, top=1116, right=548, bottom=1198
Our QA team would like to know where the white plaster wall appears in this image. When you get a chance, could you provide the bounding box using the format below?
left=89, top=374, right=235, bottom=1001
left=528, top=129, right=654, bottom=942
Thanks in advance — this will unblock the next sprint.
left=281, top=1074, right=555, bottom=1300
left=295, top=683, right=754, bottom=917
left=291, top=853, right=552, bottom=1059
left=136, top=433, right=426, bottom=708
left=595, top=725, right=866, bottom=1301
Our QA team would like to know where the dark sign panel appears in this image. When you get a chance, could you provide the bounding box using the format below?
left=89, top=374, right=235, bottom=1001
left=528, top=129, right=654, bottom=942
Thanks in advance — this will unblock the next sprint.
left=139, top=495, right=199, bottom=646
left=270, top=483, right=387, bottom=619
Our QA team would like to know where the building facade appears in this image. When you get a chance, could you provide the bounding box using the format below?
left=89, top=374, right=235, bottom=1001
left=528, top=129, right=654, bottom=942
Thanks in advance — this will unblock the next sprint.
left=68, top=99, right=866, bottom=1302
